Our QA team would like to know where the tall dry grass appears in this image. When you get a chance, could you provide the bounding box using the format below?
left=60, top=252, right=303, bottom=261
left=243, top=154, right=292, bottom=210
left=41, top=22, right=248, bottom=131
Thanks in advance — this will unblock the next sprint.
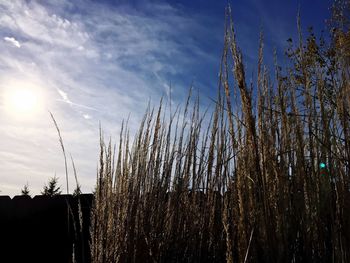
left=90, top=1, right=350, bottom=262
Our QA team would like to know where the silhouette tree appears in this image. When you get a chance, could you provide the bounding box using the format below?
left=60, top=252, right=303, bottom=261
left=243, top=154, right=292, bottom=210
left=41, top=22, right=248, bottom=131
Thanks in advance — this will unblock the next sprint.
left=41, top=176, right=62, bottom=196
left=21, top=183, right=31, bottom=197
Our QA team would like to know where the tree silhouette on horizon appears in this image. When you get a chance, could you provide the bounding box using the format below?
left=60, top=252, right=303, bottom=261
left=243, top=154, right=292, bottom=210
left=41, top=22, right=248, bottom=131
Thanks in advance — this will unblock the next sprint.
left=41, top=176, right=62, bottom=196
left=21, top=183, right=31, bottom=197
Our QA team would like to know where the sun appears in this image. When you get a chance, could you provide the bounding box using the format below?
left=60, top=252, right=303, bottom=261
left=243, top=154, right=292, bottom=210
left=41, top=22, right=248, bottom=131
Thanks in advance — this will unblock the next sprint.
left=6, top=88, right=38, bottom=112
left=2, top=81, right=43, bottom=117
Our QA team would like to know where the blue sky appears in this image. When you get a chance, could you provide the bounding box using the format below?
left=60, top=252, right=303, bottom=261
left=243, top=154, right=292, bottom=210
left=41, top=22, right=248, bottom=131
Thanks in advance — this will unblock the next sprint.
left=0, top=0, right=333, bottom=196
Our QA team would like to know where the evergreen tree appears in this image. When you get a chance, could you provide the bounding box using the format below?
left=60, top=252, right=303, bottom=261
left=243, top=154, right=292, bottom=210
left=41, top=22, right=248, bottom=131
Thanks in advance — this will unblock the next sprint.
left=21, top=183, right=31, bottom=197
left=41, top=176, right=62, bottom=196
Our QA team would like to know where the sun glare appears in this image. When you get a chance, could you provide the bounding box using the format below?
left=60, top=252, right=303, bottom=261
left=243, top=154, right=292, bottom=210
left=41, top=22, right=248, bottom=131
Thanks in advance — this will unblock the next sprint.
left=7, top=89, right=38, bottom=111
left=2, top=81, right=43, bottom=118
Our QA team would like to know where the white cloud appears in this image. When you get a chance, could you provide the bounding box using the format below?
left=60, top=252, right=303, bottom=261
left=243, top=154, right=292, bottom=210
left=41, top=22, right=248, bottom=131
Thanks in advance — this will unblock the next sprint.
left=0, top=0, right=220, bottom=197
left=57, top=88, right=71, bottom=104
left=83, top=114, right=91, bottom=120
left=4, top=36, right=21, bottom=48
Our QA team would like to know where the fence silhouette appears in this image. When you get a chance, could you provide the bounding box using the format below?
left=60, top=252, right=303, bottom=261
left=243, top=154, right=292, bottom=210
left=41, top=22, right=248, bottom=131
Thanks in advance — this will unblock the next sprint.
left=0, top=194, right=93, bottom=263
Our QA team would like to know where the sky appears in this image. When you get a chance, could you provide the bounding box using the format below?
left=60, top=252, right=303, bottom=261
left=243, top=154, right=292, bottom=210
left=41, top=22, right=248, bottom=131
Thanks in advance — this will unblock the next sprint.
left=0, top=0, right=333, bottom=197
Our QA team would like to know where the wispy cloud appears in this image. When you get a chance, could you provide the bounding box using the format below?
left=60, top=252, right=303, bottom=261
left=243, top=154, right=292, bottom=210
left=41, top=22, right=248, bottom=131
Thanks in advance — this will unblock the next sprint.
left=83, top=114, right=91, bottom=120
left=0, top=0, right=222, bottom=196
left=4, top=36, right=21, bottom=48
left=57, top=88, right=71, bottom=104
